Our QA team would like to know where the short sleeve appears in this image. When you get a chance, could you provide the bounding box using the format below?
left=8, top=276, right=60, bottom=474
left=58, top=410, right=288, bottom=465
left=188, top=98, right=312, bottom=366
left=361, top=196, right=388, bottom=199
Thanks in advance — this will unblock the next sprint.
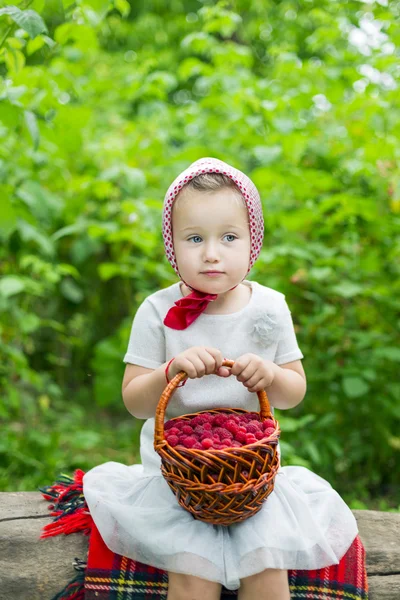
left=123, top=298, right=165, bottom=369
left=274, top=297, right=304, bottom=365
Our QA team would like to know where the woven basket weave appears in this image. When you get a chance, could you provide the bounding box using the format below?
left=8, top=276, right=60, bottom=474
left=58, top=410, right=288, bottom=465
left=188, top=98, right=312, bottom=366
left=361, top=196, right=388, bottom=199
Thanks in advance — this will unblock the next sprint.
left=154, top=359, right=280, bottom=526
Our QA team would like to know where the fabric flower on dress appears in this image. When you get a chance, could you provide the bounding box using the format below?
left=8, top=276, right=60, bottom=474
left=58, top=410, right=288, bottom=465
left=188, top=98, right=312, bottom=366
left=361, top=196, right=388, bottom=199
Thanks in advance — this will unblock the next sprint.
left=250, top=309, right=279, bottom=346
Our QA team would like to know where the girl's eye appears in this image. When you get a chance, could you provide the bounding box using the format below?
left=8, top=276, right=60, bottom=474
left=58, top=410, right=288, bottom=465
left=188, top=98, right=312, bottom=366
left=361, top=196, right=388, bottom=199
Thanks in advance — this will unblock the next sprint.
left=187, top=234, right=237, bottom=243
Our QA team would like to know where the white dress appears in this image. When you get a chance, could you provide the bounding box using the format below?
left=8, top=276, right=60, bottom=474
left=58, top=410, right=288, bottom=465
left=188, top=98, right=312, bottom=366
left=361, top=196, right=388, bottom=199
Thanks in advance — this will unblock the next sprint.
left=83, top=280, right=358, bottom=591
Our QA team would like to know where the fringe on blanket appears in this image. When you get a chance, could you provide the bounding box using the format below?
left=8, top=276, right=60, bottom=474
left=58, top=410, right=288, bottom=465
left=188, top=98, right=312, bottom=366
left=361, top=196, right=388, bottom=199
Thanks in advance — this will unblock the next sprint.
left=39, top=470, right=91, bottom=600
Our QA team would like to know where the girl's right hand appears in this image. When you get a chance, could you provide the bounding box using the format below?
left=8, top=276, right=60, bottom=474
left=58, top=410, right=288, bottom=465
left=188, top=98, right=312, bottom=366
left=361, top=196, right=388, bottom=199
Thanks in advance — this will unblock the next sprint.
left=168, top=346, right=231, bottom=380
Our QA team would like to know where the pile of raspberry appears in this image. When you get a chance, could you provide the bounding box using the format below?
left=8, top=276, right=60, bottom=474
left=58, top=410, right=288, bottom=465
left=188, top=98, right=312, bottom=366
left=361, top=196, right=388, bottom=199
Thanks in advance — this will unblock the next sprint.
left=164, top=411, right=277, bottom=450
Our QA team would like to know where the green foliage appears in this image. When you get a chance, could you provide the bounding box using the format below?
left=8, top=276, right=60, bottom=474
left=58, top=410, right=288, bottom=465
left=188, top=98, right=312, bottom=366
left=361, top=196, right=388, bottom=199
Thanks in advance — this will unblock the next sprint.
left=0, top=0, right=399, bottom=508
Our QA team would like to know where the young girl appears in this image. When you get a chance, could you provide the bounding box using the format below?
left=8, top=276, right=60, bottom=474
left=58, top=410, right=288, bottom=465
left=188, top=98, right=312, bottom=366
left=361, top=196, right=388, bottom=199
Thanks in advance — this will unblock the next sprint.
left=83, top=157, right=358, bottom=600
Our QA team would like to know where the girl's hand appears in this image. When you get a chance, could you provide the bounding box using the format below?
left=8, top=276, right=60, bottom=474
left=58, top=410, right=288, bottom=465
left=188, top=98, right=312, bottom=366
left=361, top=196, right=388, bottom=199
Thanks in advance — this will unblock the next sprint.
left=168, top=346, right=226, bottom=380
left=224, top=353, right=276, bottom=393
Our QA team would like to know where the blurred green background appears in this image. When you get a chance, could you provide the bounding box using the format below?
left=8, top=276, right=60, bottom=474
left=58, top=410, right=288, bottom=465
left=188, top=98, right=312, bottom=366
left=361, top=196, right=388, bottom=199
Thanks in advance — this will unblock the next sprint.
left=0, top=0, right=399, bottom=510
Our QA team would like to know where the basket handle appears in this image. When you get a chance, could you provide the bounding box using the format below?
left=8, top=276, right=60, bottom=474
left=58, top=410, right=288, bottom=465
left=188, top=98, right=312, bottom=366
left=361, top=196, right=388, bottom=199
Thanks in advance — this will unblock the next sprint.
left=154, top=359, right=273, bottom=446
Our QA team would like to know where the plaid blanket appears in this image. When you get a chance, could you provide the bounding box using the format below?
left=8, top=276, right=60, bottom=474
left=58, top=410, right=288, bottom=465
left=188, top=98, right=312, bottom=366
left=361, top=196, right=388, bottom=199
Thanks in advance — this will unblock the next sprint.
left=40, top=470, right=369, bottom=600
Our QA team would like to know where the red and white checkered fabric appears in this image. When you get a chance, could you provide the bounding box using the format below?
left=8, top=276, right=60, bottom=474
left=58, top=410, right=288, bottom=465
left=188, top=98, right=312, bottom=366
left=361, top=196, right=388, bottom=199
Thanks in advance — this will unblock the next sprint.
left=162, top=157, right=264, bottom=278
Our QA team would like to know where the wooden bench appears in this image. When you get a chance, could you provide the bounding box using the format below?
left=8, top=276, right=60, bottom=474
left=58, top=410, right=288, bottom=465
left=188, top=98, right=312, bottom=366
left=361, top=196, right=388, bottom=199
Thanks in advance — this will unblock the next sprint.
left=0, top=492, right=399, bottom=599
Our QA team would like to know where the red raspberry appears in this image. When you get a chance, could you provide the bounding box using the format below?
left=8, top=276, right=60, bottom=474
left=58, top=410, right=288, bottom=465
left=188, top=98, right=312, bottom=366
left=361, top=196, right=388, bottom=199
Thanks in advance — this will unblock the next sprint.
left=246, top=433, right=257, bottom=444
left=193, top=442, right=203, bottom=450
left=255, top=430, right=265, bottom=440
left=203, top=422, right=212, bottom=431
left=214, top=427, right=232, bottom=440
left=182, top=425, right=194, bottom=435
left=201, top=438, right=214, bottom=449
left=231, top=440, right=242, bottom=447
left=167, top=427, right=180, bottom=436
left=202, top=413, right=214, bottom=423
left=249, top=419, right=262, bottom=429
left=164, top=420, right=175, bottom=431
left=235, top=431, right=247, bottom=443
left=213, top=414, right=228, bottom=427
left=238, top=426, right=247, bottom=434
left=246, top=424, right=259, bottom=435
left=194, top=425, right=205, bottom=436
left=221, top=438, right=232, bottom=446
left=264, top=427, right=275, bottom=438
left=182, top=436, right=197, bottom=448
left=263, top=419, right=275, bottom=430
left=226, top=420, right=238, bottom=434
left=167, top=435, right=179, bottom=447
left=173, top=420, right=184, bottom=430
left=212, top=434, right=221, bottom=443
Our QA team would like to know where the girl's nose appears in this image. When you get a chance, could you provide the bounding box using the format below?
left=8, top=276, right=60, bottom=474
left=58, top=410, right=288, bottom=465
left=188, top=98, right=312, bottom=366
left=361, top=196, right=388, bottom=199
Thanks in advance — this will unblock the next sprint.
left=203, top=240, right=220, bottom=261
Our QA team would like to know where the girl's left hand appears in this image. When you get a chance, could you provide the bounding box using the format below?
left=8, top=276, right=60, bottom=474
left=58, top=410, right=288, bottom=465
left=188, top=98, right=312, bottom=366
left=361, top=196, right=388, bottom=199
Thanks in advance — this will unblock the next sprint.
left=216, top=353, right=276, bottom=393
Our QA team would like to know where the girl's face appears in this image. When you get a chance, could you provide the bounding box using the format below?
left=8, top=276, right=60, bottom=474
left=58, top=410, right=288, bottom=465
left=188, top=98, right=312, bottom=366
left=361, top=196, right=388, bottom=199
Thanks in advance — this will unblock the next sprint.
left=172, top=188, right=251, bottom=295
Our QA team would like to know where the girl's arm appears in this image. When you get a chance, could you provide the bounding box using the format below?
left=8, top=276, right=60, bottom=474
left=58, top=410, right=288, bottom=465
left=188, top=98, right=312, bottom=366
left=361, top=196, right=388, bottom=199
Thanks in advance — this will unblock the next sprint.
left=267, top=360, right=307, bottom=410
left=122, top=362, right=172, bottom=419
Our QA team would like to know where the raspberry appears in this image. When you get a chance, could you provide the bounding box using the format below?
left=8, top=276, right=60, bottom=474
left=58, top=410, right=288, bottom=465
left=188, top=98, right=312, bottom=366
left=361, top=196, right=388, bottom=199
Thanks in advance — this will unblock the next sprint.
left=226, top=420, right=238, bottom=434
left=238, top=426, right=247, bottom=434
left=264, top=427, right=275, bottom=438
left=246, top=424, right=259, bottom=435
left=167, top=427, right=180, bottom=436
left=255, top=430, right=265, bottom=440
left=182, top=425, right=194, bottom=435
left=182, top=436, right=197, bottom=448
left=203, top=422, right=212, bottom=431
left=249, top=419, right=262, bottom=429
left=235, top=431, right=247, bottom=443
left=194, top=425, right=205, bottom=436
left=263, top=419, right=275, bottom=430
left=201, top=438, right=213, bottom=449
left=212, top=434, right=221, bottom=443
left=193, top=442, right=203, bottom=450
left=167, top=435, right=179, bottom=446
left=246, top=433, right=257, bottom=444
left=213, top=414, right=228, bottom=427
left=231, top=440, right=242, bottom=447
left=164, top=420, right=175, bottom=431
left=202, top=413, right=214, bottom=423
left=221, top=438, right=232, bottom=446
left=214, top=427, right=232, bottom=440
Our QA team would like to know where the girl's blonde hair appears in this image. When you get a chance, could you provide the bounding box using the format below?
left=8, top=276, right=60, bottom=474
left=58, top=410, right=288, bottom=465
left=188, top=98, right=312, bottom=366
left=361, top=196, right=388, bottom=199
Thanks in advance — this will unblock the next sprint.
left=173, top=173, right=245, bottom=211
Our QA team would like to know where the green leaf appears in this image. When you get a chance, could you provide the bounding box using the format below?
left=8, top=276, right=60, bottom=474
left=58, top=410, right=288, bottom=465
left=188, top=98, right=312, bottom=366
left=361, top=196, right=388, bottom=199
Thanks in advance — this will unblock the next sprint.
left=60, top=279, right=84, bottom=303
left=0, top=189, right=18, bottom=240
left=0, top=276, right=26, bottom=297
left=24, top=110, right=40, bottom=150
left=375, top=347, right=400, bottom=362
left=342, top=377, right=369, bottom=398
left=0, top=7, right=48, bottom=38
left=331, top=282, right=363, bottom=298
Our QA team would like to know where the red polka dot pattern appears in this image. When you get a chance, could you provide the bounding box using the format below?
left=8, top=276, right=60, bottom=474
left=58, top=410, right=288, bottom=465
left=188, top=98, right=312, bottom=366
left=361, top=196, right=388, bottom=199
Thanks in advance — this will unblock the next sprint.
left=162, top=157, right=264, bottom=277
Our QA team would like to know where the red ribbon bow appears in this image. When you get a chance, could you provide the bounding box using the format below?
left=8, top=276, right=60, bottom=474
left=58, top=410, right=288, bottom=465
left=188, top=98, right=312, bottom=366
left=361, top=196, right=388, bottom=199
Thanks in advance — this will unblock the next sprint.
left=163, top=290, right=218, bottom=330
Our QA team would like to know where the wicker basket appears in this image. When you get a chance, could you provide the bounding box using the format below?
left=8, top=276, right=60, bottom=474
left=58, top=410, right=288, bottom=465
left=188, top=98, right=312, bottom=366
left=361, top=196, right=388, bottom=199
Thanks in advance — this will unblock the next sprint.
left=154, top=359, right=280, bottom=526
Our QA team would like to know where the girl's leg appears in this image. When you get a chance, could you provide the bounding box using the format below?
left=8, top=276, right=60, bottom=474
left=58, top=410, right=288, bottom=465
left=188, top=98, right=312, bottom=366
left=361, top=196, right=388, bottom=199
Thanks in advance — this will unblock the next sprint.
left=238, top=569, right=290, bottom=600
left=167, top=572, right=222, bottom=600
